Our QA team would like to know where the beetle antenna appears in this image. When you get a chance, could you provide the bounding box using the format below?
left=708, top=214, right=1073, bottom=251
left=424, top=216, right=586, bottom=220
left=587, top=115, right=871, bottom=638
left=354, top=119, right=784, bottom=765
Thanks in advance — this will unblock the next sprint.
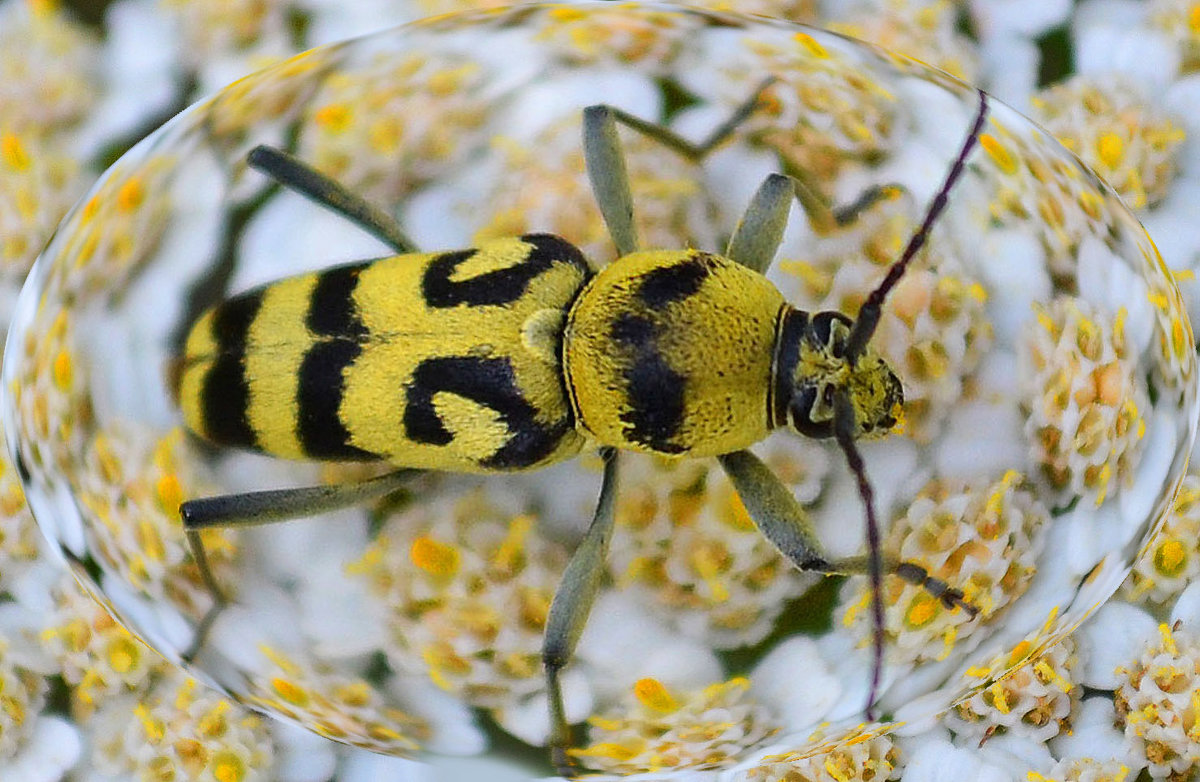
left=833, top=390, right=885, bottom=717
left=844, top=89, right=989, bottom=364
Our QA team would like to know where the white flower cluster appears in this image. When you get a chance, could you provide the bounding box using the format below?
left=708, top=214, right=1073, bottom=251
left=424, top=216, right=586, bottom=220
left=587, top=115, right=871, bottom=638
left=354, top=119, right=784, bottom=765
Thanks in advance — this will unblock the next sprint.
left=1, top=1, right=1200, bottom=782
left=1019, top=297, right=1146, bottom=507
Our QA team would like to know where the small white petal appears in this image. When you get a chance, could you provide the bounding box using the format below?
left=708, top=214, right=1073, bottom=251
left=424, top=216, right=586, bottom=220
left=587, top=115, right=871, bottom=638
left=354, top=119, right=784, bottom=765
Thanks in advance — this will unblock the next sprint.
left=239, top=192, right=395, bottom=290
left=978, top=35, right=1040, bottom=106
left=7, top=716, right=81, bottom=782
left=271, top=721, right=338, bottom=782
left=426, top=754, right=548, bottom=782
left=1119, top=411, right=1179, bottom=539
left=935, top=399, right=1029, bottom=483
left=976, top=229, right=1051, bottom=345
left=1074, top=25, right=1180, bottom=87
left=1170, top=581, right=1200, bottom=630
left=74, top=0, right=178, bottom=156
left=389, top=676, right=487, bottom=757
left=1074, top=601, right=1157, bottom=689
left=902, top=735, right=1013, bottom=782
left=973, top=732, right=1055, bottom=775
left=1163, top=76, right=1200, bottom=176
left=1050, top=696, right=1142, bottom=768
left=972, top=0, right=1072, bottom=37
left=337, top=751, right=433, bottom=782
left=749, top=636, right=840, bottom=731
left=577, top=591, right=723, bottom=703
left=499, top=69, right=659, bottom=143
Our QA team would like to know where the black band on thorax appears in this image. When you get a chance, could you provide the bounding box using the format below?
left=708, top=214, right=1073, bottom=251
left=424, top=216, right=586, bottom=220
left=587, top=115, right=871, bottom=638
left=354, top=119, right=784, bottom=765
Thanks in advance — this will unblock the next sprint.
left=769, top=305, right=807, bottom=430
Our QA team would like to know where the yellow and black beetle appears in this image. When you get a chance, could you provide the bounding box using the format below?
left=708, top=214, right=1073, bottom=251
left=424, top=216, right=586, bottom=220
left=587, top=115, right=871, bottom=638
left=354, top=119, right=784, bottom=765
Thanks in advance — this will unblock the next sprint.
left=175, top=79, right=988, bottom=774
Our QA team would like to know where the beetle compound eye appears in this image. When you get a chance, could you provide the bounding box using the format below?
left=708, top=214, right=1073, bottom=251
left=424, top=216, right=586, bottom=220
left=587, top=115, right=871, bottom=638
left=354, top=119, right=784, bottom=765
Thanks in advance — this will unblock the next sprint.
left=6, top=4, right=1192, bottom=777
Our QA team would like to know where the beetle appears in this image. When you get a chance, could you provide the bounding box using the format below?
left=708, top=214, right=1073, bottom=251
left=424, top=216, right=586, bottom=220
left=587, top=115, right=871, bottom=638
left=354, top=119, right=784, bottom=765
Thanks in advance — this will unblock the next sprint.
left=175, top=79, right=989, bottom=774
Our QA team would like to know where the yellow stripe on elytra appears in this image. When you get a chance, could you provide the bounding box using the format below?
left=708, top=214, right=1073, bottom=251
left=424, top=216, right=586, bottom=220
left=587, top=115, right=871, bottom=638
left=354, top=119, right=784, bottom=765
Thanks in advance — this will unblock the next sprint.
left=245, top=274, right=320, bottom=459
left=178, top=309, right=219, bottom=438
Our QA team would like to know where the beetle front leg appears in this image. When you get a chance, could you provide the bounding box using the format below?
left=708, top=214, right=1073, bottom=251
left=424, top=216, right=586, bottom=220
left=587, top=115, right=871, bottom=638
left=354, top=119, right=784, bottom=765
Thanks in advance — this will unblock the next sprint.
left=543, top=447, right=620, bottom=778
left=717, top=448, right=978, bottom=716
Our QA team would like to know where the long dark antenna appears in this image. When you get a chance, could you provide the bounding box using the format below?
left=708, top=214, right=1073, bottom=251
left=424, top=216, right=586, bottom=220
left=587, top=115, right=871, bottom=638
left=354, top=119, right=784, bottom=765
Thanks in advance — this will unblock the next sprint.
left=844, top=89, right=990, bottom=363
left=833, top=391, right=885, bottom=716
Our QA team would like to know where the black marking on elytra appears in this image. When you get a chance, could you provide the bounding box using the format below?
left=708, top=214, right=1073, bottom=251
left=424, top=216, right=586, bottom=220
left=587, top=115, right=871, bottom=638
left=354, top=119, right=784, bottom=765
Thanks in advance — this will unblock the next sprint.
left=421, top=233, right=588, bottom=309
left=293, top=262, right=374, bottom=459
left=636, top=253, right=712, bottom=308
left=296, top=340, right=375, bottom=460
left=403, top=355, right=567, bottom=469
left=307, top=261, right=369, bottom=338
left=201, top=291, right=262, bottom=447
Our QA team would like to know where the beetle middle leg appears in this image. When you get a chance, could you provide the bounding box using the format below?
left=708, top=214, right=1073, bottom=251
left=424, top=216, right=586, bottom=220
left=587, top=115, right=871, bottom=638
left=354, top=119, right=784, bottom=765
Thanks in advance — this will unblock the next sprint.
left=542, top=447, right=620, bottom=778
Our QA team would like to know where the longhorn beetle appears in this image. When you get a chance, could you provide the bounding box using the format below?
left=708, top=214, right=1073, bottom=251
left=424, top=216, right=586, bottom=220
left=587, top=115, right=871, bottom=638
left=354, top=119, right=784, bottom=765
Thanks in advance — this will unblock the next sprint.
left=175, top=78, right=989, bottom=774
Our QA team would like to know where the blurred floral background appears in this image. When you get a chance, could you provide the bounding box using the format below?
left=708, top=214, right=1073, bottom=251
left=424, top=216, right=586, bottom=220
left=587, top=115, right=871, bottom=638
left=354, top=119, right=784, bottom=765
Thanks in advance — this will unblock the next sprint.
left=4, top=0, right=1200, bottom=780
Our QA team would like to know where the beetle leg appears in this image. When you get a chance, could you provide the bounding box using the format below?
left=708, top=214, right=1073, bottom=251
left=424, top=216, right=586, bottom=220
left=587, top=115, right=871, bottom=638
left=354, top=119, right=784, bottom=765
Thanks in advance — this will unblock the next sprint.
left=791, top=172, right=908, bottom=237
left=725, top=173, right=793, bottom=274
left=543, top=447, right=620, bottom=778
left=581, top=76, right=777, bottom=259
left=581, top=104, right=640, bottom=257
left=246, top=145, right=419, bottom=254
left=179, top=468, right=420, bottom=661
left=717, top=448, right=978, bottom=716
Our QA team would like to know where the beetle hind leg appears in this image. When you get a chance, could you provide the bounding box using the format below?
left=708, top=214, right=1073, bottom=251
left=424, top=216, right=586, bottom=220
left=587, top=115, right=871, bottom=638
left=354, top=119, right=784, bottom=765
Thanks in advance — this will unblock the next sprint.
left=246, top=145, right=419, bottom=254
left=179, top=468, right=421, bottom=662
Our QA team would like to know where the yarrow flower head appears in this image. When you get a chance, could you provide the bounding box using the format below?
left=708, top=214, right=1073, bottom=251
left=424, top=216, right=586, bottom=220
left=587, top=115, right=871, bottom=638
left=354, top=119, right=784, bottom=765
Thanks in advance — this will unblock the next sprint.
left=243, top=645, right=430, bottom=755
left=718, top=34, right=898, bottom=186
left=87, top=670, right=276, bottom=782
left=0, top=130, right=83, bottom=288
left=744, top=723, right=902, bottom=782
left=350, top=482, right=569, bottom=712
left=1019, top=296, right=1147, bottom=506
left=296, top=51, right=490, bottom=208
left=1031, top=75, right=1185, bottom=211
left=0, top=640, right=48, bottom=761
left=572, top=676, right=778, bottom=774
left=840, top=472, right=1047, bottom=665
left=76, top=426, right=232, bottom=619
left=1124, top=473, right=1200, bottom=605
left=1114, top=622, right=1200, bottom=780
left=1149, top=0, right=1200, bottom=74
left=0, top=0, right=98, bottom=136
left=472, top=111, right=715, bottom=261
left=159, top=0, right=290, bottom=66
left=609, top=438, right=827, bottom=649
left=779, top=222, right=993, bottom=443
left=38, top=575, right=168, bottom=720
left=947, top=635, right=1081, bottom=742
left=1031, top=758, right=1134, bottom=782
left=827, top=0, right=980, bottom=83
